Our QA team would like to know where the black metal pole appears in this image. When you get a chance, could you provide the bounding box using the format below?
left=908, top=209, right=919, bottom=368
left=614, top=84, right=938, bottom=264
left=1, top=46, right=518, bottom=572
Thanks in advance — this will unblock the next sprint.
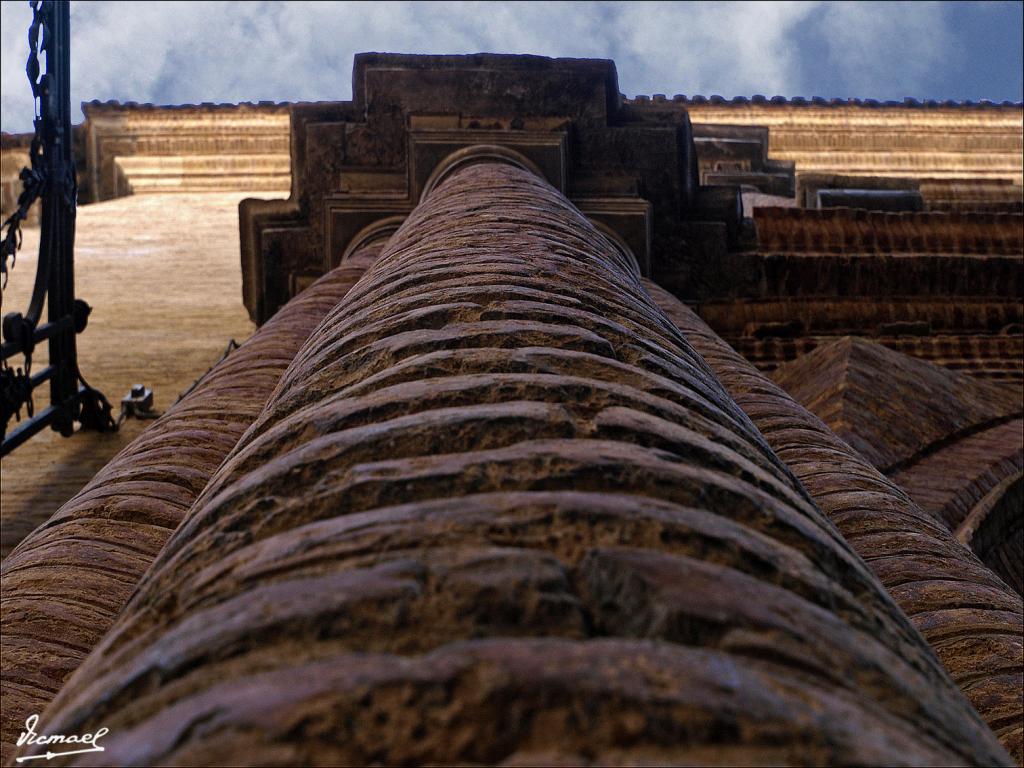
left=1, top=0, right=116, bottom=456
left=46, top=0, right=77, bottom=435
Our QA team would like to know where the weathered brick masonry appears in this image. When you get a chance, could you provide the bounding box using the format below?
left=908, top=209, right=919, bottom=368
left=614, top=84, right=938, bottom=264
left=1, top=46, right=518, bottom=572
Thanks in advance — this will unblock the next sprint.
left=769, top=337, right=1023, bottom=599
left=646, top=282, right=1024, bottom=762
left=27, top=163, right=1012, bottom=765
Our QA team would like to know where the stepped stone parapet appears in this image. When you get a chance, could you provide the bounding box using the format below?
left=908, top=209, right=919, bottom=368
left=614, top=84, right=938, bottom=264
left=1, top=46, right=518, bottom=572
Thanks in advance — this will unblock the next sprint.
left=80, top=101, right=292, bottom=201
left=675, top=100, right=1024, bottom=185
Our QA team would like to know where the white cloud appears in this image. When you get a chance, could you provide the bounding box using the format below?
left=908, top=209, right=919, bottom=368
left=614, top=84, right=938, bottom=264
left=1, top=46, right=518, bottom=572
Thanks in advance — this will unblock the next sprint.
left=814, top=1, right=957, bottom=97
left=0, top=0, right=998, bottom=134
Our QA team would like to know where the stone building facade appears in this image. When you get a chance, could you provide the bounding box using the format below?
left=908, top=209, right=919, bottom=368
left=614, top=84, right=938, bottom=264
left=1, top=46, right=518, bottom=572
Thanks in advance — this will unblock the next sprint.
left=0, top=102, right=291, bottom=223
left=1, top=54, right=1021, bottom=766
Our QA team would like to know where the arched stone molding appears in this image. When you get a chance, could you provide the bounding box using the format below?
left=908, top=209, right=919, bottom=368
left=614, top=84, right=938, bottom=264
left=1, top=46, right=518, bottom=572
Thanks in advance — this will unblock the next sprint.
left=340, top=215, right=406, bottom=266
left=958, top=468, right=1024, bottom=596
left=589, top=218, right=642, bottom=276
left=421, top=144, right=547, bottom=201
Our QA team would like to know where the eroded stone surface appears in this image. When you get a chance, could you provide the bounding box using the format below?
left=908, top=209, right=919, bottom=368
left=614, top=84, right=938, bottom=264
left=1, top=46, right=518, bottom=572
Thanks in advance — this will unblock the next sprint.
left=0, top=256, right=371, bottom=765
left=770, top=336, right=1021, bottom=473
left=770, top=337, right=1023, bottom=599
left=28, top=164, right=1011, bottom=766
left=647, top=279, right=1024, bottom=763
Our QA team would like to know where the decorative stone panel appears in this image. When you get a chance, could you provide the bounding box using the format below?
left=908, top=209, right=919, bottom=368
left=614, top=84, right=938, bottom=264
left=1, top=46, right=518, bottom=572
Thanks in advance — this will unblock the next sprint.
left=239, top=53, right=742, bottom=323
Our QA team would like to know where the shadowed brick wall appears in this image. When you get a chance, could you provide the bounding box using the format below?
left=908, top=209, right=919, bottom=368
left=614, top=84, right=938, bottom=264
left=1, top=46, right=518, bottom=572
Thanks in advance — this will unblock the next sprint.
left=647, top=281, right=1024, bottom=763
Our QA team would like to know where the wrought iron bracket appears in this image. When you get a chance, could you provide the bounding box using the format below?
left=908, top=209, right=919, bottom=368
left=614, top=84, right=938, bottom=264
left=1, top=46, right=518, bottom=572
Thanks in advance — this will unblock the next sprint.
left=1, top=0, right=116, bottom=457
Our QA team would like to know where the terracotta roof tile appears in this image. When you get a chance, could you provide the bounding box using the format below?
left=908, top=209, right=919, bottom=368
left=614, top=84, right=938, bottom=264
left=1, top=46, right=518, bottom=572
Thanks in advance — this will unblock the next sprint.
left=631, top=95, right=1024, bottom=109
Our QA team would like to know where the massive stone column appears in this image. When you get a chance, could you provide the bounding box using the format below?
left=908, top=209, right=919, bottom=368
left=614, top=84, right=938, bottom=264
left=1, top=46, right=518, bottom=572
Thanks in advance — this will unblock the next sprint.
left=0, top=254, right=375, bottom=765
left=645, top=280, right=1024, bottom=763
left=26, top=162, right=1011, bottom=766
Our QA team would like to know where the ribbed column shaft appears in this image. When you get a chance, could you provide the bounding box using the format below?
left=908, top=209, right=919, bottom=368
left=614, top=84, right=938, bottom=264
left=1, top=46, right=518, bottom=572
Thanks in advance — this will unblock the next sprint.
left=30, top=163, right=1009, bottom=766
left=0, top=254, right=374, bottom=765
left=645, top=279, right=1023, bottom=764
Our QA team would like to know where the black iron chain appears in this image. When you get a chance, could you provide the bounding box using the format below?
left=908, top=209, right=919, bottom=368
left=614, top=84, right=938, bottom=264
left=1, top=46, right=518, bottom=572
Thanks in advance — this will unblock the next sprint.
left=0, top=0, right=47, bottom=420
left=0, top=366, right=33, bottom=424
left=0, top=1, right=47, bottom=297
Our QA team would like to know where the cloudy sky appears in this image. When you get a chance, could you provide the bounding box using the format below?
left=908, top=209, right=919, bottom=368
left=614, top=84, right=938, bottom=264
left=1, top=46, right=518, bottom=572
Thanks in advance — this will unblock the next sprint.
left=2, top=0, right=1022, bottom=133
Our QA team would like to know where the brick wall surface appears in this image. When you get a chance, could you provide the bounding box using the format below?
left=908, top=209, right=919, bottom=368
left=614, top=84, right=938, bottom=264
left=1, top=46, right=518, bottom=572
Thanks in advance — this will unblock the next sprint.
left=768, top=337, right=1022, bottom=473
left=647, top=281, right=1023, bottom=762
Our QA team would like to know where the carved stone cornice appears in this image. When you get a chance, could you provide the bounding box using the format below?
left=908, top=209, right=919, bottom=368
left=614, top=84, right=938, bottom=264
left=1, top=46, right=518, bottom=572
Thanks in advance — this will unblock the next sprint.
left=81, top=102, right=291, bottom=201
left=676, top=101, right=1024, bottom=185
left=754, top=206, right=1024, bottom=255
left=239, top=53, right=740, bottom=323
left=726, top=334, right=1024, bottom=382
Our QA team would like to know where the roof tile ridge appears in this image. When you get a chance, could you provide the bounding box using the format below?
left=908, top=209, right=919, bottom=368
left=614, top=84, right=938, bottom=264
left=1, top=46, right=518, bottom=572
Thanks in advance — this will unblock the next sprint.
left=82, top=99, right=296, bottom=110
left=626, top=95, right=1024, bottom=109
left=831, top=335, right=857, bottom=437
